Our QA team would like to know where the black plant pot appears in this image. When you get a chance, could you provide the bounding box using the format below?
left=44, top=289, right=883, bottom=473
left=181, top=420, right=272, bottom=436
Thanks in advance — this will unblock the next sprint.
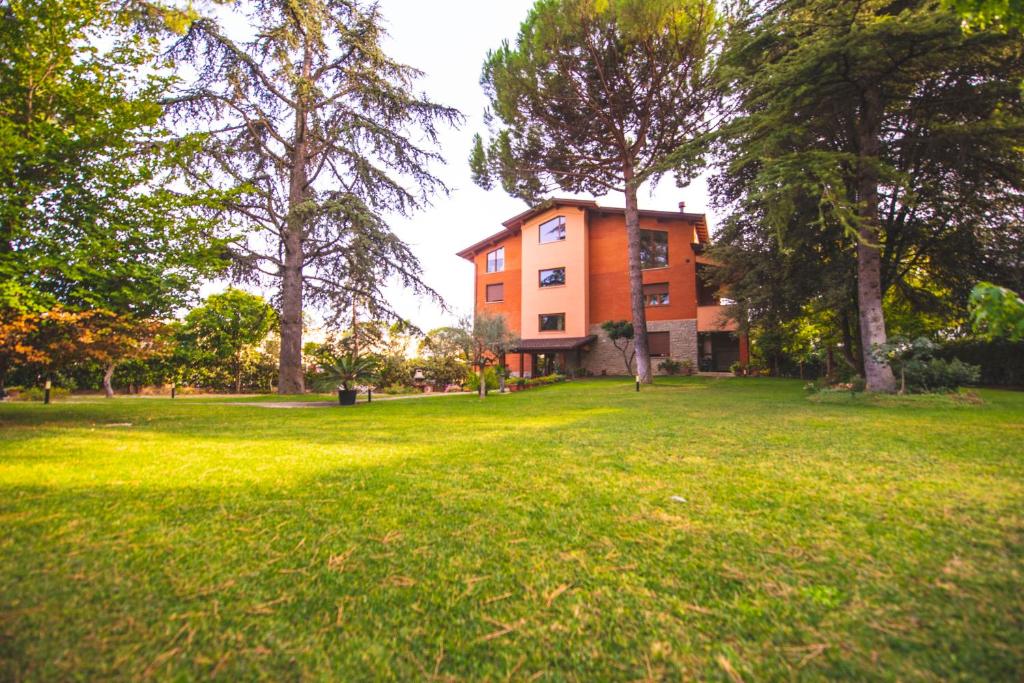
left=338, top=389, right=358, bottom=406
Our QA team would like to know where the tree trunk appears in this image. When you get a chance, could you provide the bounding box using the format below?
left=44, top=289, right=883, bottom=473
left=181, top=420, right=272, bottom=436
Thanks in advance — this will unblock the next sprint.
left=278, top=45, right=313, bottom=395
left=103, top=362, right=117, bottom=399
left=278, top=213, right=305, bottom=393
left=498, top=352, right=506, bottom=392
left=855, top=87, right=896, bottom=393
left=352, top=300, right=359, bottom=358
left=478, top=364, right=486, bottom=399
left=616, top=342, right=633, bottom=375
left=623, top=173, right=652, bottom=384
left=839, top=311, right=862, bottom=374
left=234, top=350, right=243, bottom=394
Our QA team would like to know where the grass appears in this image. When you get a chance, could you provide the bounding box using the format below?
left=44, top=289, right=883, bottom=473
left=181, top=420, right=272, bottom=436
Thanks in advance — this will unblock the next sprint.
left=0, top=377, right=1022, bottom=680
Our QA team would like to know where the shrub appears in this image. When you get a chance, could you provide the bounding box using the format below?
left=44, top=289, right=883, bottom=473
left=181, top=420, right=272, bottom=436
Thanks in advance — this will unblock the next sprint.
left=934, top=339, right=1024, bottom=386
left=11, top=386, right=71, bottom=402
left=374, top=354, right=414, bottom=389
left=873, top=337, right=981, bottom=393
left=904, top=357, right=980, bottom=393
left=747, top=362, right=767, bottom=377
left=524, top=373, right=566, bottom=388
left=658, top=358, right=683, bottom=375
left=379, top=383, right=420, bottom=395
left=465, top=366, right=499, bottom=392
left=729, top=361, right=746, bottom=376
left=414, top=355, right=470, bottom=388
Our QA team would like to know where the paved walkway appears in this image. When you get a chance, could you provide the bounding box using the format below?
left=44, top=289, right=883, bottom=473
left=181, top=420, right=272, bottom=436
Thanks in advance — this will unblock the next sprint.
left=230, top=391, right=475, bottom=409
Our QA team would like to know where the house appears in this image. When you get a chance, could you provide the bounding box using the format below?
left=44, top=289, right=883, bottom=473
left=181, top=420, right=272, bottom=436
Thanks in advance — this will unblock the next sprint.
left=456, top=198, right=749, bottom=377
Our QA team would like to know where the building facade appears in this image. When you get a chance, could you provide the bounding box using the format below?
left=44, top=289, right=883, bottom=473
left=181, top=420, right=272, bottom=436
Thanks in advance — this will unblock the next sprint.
left=457, top=199, right=749, bottom=377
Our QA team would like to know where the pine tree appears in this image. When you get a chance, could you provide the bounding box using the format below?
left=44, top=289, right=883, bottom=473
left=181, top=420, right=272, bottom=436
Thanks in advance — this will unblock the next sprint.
left=471, top=0, right=720, bottom=383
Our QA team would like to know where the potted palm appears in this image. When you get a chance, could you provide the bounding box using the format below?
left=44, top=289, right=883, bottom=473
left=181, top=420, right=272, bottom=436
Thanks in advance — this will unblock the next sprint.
left=319, top=355, right=377, bottom=405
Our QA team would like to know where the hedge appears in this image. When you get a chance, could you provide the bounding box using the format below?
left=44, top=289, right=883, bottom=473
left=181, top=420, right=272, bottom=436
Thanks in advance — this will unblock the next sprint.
left=934, top=339, right=1024, bottom=387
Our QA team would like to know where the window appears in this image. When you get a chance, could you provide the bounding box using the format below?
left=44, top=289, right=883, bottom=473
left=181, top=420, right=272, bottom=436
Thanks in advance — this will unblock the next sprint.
left=644, top=282, right=669, bottom=306
left=648, top=331, right=670, bottom=357
left=485, top=283, right=504, bottom=303
left=539, top=313, right=565, bottom=332
left=696, top=263, right=720, bottom=306
left=539, top=267, right=566, bottom=287
left=539, top=216, right=566, bottom=243
left=486, top=247, right=505, bottom=273
left=640, top=229, right=669, bottom=269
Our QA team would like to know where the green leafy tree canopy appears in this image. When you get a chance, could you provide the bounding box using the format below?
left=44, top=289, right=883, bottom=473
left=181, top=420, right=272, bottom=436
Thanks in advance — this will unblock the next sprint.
left=179, top=289, right=277, bottom=393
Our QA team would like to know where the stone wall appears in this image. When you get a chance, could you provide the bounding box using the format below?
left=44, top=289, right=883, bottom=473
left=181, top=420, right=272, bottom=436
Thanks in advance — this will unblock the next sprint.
left=583, top=319, right=698, bottom=376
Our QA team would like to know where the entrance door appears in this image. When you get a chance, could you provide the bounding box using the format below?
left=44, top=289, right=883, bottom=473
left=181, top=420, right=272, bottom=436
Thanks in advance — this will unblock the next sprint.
left=699, top=332, right=740, bottom=372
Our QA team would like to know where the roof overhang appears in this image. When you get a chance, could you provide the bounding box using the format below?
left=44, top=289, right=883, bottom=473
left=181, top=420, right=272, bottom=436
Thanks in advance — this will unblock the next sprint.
left=513, top=335, right=597, bottom=353
left=455, top=227, right=517, bottom=261
left=501, top=198, right=598, bottom=229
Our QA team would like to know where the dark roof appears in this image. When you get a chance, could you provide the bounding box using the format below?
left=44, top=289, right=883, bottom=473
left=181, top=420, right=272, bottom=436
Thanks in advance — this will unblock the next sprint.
left=513, top=335, right=597, bottom=352
left=456, top=197, right=709, bottom=260
left=455, top=227, right=517, bottom=261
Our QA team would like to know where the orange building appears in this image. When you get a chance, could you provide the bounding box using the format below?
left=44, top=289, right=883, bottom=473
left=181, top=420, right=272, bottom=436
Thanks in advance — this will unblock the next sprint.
left=457, top=198, right=749, bottom=377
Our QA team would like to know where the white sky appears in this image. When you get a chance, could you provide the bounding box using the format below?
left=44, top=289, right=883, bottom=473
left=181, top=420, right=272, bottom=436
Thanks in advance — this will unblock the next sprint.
left=209, top=0, right=719, bottom=334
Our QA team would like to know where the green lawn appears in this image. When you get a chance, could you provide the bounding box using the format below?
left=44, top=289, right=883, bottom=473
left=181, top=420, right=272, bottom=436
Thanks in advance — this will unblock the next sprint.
left=1, top=378, right=1022, bottom=680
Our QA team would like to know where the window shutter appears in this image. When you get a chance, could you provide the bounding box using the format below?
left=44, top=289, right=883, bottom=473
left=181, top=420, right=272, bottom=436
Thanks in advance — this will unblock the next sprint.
left=486, top=283, right=504, bottom=302
left=643, top=283, right=669, bottom=296
left=648, top=331, right=670, bottom=357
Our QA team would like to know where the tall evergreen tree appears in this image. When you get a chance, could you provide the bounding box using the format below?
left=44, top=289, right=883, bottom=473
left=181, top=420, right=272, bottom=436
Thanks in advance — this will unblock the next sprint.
left=169, top=0, right=460, bottom=393
left=471, top=0, right=720, bottom=383
left=711, top=0, right=1024, bottom=391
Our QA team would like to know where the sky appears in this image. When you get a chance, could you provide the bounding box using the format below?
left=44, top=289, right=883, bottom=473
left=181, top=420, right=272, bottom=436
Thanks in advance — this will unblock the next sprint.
left=214, top=0, right=719, bottom=335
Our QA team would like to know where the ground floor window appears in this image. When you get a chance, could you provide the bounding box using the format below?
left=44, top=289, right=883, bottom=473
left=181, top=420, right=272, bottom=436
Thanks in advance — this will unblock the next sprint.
left=530, top=352, right=562, bottom=376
